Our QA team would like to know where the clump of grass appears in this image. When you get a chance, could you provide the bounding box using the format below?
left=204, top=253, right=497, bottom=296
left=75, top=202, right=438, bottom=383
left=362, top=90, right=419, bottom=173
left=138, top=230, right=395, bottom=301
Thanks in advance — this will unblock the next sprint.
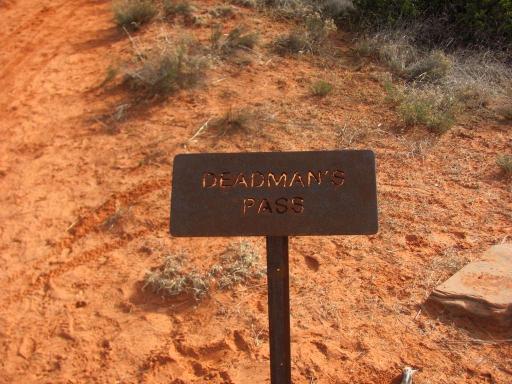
left=100, top=65, right=119, bottom=87
left=209, top=107, right=256, bottom=135
left=497, top=154, right=512, bottom=176
left=398, top=88, right=457, bottom=133
left=498, top=105, right=512, bottom=121
left=143, top=242, right=263, bottom=301
left=273, top=12, right=336, bottom=55
left=213, top=242, right=265, bottom=289
left=124, top=40, right=207, bottom=96
left=404, top=50, right=453, bottom=83
left=230, top=0, right=257, bottom=8
left=143, top=255, right=211, bottom=300
left=164, top=0, right=194, bottom=18
left=211, top=25, right=259, bottom=56
left=311, top=80, right=333, bottom=96
left=355, top=36, right=452, bottom=83
left=113, top=0, right=157, bottom=30
left=383, top=79, right=457, bottom=133
left=210, top=5, right=235, bottom=18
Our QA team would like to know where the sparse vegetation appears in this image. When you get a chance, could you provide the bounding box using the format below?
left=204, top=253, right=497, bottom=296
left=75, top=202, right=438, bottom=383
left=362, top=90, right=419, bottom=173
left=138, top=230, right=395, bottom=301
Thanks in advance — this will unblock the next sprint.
left=498, top=105, right=512, bottom=121
left=210, top=25, right=259, bottom=56
left=164, top=0, right=194, bottom=18
left=230, top=0, right=257, bottom=8
left=497, top=155, right=512, bottom=176
left=273, top=12, right=336, bottom=54
left=209, top=107, right=256, bottom=135
left=113, top=0, right=157, bottom=30
left=143, top=242, right=263, bottom=300
left=123, top=39, right=207, bottom=96
left=310, top=80, right=333, bottom=97
left=210, top=5, right=235, bottom=18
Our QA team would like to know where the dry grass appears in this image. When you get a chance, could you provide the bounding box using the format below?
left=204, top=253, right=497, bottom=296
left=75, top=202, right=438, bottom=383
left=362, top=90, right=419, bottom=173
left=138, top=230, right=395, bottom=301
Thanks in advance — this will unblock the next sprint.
left=209, top=107, right=258, bottom=135
left=143, top=242, right=263, bottom=301
left=113, top=0, right=157, bottom=30
left=273, top=12, right=336, bottom=55
left=210, top=25, right=259, bottom=56
left=164, top=0, right=193, bottom=15
left=497, top=155, right=512, bottom=176
left=123, top=37, right=208, bottom=96
left=310, top=80, right=333, bottom=96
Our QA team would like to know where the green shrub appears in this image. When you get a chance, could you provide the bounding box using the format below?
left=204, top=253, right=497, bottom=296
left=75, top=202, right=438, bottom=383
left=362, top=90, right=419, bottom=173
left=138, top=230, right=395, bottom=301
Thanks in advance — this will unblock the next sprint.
left=351, top=0, right=512, bottom=50
left=113, top=0, right=157, bottom=30
left=311, top=80, right=333, bottom=96
left=397, top=92, right=456, bottom=133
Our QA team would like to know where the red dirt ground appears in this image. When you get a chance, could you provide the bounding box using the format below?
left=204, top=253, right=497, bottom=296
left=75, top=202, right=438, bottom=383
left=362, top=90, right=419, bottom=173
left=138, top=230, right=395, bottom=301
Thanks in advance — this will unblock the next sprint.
left=0, top=0, right=511, bottom=383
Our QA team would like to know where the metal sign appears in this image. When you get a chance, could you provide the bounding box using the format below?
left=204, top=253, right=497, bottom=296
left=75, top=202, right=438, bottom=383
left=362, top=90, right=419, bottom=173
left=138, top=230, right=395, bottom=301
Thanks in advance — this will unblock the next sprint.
left=170, top=150, right=378, bottom=237
left=170, top=150, right=378, bottom=384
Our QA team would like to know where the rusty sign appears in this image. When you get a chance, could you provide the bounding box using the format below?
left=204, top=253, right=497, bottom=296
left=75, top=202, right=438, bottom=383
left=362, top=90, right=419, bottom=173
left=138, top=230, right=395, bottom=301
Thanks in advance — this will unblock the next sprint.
left=170, top=150, right=378, bottom=237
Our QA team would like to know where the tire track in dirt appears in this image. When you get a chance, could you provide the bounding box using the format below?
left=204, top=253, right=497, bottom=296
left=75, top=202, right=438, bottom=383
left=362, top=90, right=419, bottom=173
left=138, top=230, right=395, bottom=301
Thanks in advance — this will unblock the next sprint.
left=2, top=177, right=169, bottom=290
left=0, top=220, right=167, bottom=309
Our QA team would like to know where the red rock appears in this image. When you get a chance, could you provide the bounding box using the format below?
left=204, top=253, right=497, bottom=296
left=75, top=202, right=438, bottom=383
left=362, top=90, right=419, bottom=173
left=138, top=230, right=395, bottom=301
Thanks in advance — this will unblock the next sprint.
left=429, top=244, right=512, bottom=325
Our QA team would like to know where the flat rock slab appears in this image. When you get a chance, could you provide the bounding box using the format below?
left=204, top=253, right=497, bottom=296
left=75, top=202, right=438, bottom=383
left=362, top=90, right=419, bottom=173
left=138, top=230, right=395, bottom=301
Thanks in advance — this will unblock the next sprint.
left=429, top=244, right=512, bottom=325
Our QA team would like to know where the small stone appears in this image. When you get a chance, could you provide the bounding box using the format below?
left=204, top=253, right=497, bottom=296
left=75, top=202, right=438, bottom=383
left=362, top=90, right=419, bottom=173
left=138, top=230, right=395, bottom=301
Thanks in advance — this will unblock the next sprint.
left=428, top=244, right=512, bottom=326
left=18, top=336, right=35, bottom=359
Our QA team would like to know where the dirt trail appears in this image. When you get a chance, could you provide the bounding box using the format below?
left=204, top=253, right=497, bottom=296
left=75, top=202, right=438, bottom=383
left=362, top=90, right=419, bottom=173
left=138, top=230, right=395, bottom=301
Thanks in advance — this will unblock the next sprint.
left=1, top=0, right=511, bottom=383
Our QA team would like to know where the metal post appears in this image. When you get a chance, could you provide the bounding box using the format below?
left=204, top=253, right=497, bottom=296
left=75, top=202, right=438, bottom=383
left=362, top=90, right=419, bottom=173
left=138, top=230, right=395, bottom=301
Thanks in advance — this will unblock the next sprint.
left=266, top=236, right=291, bottom=384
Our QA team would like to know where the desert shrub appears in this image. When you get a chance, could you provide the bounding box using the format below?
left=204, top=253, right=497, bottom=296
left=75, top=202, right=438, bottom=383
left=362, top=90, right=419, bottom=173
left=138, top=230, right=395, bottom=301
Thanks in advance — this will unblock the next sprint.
left=311, top=80, right=333, bottom=96
left=498, top=105, right=512, bottom=121
left=212, top=242, right=265, bottom=289
left=351, top=0, right=512, bottom=50
left=230, top=0, right=257, bottom=8
left=113, top=0, right=157, bottom=30
left=497, top=155, right=512, bottom=175
left=210, top=5, right=235, bottom=18
left=404, top=50, right=452, bottom=83
left=273, top=12, right=336, bottom=54
left=143, top=255, right=211, bottom=300
left=396, top=88, right=457, bottom=133
left=209, top=108, right=256, bottom=135
left=211, top=25, right=259, bottom=56
left=164, top=0, right=194, bottom=17
left=123, top=40, right=207, bottom=96
left=263, top=0, right=352, bottom=20
left=143, top=242, right=263, bottom=301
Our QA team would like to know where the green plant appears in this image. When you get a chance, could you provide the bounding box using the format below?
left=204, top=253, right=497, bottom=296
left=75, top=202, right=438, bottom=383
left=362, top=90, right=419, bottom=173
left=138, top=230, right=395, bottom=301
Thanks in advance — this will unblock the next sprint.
left=124, top=41, right=207, bottom=96
left=497, top=154, right=512, bottom=175
left=311, top=80, right=333, bottom=96
left=398, top=93, right=456, bottom=133
left=113, top=0, right=157, bottom=30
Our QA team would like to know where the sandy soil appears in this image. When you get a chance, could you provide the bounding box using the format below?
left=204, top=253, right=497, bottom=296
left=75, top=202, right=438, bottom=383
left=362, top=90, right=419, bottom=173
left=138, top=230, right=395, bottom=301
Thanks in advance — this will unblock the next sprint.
left=0, top=0, right=511, bottom=383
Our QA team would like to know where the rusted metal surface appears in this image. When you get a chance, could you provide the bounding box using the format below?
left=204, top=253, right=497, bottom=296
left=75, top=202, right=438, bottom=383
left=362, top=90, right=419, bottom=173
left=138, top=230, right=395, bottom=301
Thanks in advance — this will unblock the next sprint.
left=170, top=150, right=378, bottom=237
left=266, top=236, right=291, bottom=384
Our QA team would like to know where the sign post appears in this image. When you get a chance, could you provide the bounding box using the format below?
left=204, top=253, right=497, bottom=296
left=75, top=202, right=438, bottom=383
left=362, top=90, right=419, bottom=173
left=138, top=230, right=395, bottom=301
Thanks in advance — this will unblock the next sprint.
left=170, top=150, right=378, bottom=383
